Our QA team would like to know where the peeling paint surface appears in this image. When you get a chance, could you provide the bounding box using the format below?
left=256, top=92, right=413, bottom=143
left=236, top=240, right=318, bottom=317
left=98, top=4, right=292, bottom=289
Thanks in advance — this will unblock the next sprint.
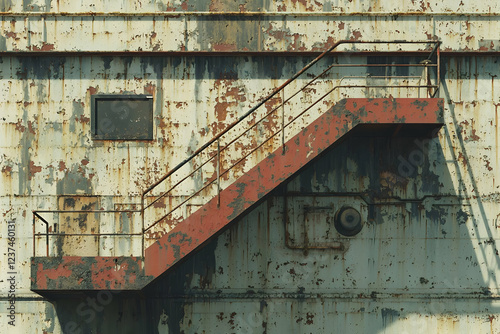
left=29, top=98, right=443, bottom=290
left=0, top=3, right=499, bottom=53
left=1, top=1, right=500, bottom=333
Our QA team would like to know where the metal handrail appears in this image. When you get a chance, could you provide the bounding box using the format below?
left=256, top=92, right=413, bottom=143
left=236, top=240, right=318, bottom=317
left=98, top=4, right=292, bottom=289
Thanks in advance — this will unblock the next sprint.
left=141, top=40, right=441, bottom=249
left=143, top=58, right=344, bottom=212
left=32, top=39, right=441, bottom=259
left=33, top=209, right=142, bottom=257
left=141, top=40, right=440, bottom=196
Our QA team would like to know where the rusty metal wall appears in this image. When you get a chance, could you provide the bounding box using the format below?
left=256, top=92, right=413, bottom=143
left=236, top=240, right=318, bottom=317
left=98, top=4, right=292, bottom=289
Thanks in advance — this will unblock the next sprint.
left=0, top=1, right=499, bottom=53
left=1, top=1, right=500, bottom=333
left=0, top=15, right=498, bottom=53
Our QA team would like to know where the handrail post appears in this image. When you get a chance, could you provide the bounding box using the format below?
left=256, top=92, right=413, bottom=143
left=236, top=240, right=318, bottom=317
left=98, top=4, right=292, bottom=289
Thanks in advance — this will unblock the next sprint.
left=281, top=89, right=285, bottom=155
left=436, top=44, right=440, bottom=97
left=217, top=139, right=221, bottom=207
left=97, top=220, right=100, bottom=257
left=45, top=217, right=49, bottom=257
left=426, top=61, right=430, bottom=98
left=141, top=193, right=145, bottom=258
left=32, top=212, right=35, bottom=257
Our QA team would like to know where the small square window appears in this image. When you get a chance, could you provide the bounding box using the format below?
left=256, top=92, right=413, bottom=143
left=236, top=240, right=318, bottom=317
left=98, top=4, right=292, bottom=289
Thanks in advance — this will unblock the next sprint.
left=91, top=94, right=154, bottom=140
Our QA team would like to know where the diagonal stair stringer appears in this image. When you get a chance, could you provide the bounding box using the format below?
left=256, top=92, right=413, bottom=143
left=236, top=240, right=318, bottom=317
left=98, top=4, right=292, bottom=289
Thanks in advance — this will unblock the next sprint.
left=144, top=97, right=444, bottom=279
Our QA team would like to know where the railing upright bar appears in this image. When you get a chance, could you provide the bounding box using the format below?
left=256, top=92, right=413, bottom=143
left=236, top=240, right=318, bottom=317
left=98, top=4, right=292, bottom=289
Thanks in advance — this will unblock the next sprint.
left=217, top=139, right=221, bottom=207
left=282, top=89, right=286, bottom=154
left=33, top=212, right=50, bottom=257
left=32, top=213, right=35, bottom=257
left=97, top=220, right=100, bottom=257
left=425, top=62, right=430, bottom=98
left=141, top=194, right=145, bottom=258
left=45, top=217, right=49, bottom=257
left=436, top=45, right=441, bottom=97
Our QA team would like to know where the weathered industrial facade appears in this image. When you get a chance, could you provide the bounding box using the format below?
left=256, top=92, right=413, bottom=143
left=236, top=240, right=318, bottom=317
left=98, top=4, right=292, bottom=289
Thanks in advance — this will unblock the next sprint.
left=1, top=1, right=500, bottom=333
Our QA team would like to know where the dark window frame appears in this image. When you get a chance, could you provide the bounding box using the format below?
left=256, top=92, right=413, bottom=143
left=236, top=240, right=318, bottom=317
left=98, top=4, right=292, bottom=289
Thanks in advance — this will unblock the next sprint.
left=91, top=94, right=154, bottom=140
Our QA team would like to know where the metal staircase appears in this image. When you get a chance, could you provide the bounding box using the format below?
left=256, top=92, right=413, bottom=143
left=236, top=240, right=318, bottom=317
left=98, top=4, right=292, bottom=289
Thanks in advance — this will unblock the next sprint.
left=31, top=40, right=444, bottom=292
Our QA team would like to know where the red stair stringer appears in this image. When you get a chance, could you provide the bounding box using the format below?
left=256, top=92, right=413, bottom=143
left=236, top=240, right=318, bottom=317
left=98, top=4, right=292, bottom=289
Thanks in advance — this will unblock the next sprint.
left=31, top=98, right=443, bottom=292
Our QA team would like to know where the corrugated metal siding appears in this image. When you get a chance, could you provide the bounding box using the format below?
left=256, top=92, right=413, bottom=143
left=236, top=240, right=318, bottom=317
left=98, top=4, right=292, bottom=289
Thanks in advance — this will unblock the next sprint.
left=1, top=1, right=500, bottom=332
left=0, top=14, right=498, bottom=52
left=0, top=0, right=499, bottom=53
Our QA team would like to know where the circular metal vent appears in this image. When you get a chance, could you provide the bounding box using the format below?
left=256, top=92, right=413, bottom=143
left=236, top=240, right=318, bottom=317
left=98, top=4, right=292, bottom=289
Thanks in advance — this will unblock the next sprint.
left=334, top=207, right=363, bottom=236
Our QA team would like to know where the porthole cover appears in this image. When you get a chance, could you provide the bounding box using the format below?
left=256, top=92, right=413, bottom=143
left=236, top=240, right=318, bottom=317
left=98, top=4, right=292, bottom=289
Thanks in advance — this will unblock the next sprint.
left=334, top=207, right=362, bottom=236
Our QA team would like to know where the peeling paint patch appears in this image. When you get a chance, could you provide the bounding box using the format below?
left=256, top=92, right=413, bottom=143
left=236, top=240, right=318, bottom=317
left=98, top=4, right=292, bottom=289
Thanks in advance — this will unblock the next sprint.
left=2, top=165, right=12, bottom=174
left=58, top=161, right=67, bottom=172
left=29, top=161, right=42, bottom=180
left=213, top=42, right=238, bottom=52
left=15, top=119, right=26, bottom=132
left=350, top=30, right=363, bottom=41
left=29, top=43, right=56, bottom=52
